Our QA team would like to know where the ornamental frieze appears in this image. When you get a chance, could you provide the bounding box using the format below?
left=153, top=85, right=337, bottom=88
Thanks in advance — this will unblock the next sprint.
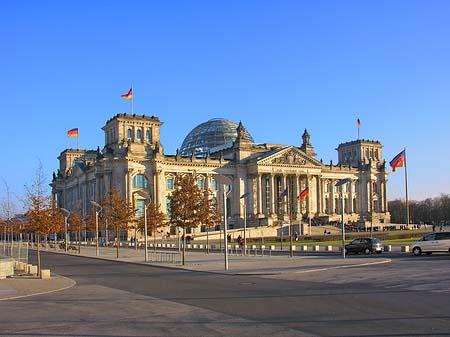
left=271, top=150, right=308, bottom=165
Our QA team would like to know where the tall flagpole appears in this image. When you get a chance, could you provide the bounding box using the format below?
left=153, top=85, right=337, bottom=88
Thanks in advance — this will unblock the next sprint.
left=288, top=178, right=293, bottom=257
left=131, top=84, right=134, bottom=115
left=307, top=170, right=311, bottom=235
left=77, top=133, right=79, bottom=151
left=404, top=148, right=410, bottom=227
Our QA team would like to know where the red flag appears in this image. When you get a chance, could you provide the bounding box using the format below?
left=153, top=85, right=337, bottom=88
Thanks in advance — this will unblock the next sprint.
left=357, top=118, right=361, bottom=128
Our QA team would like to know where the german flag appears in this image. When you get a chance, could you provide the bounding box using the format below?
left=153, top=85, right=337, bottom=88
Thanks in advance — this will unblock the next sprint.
left=296, top=188, right=309, bottom=200
left=121, top=88, right=132, bottom=100
left=67, top=128, right=79, bottom=137
left=390, top=150, right=406, bottom=172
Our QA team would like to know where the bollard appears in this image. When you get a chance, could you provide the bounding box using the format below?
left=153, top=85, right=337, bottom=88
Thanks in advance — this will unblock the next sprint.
left=384, top=245, right=392, bottom=252
left=401, top=245, right=410, bottom=253
left=313, top=245, right=320, bottom=252
left=28, top=265, right=38, bottom=275
left=302, top=245, right=308, bottom=252
left=41, top=269, right=51, bottom=279
left=326, top=245, right=333, bottom=252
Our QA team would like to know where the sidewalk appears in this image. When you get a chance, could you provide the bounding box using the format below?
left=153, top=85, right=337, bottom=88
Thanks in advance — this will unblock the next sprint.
left=0, top=245, right=391, bottom=300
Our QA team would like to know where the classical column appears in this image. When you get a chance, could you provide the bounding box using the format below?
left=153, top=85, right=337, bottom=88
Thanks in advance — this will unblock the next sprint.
left=270, top=174, right=275, bottom=215
left=256, top=174, right=262, bottom=215
left=330, top=179, right=335, bottom=215
left=383, top=180, right=388, bottom=213
left=316, top=176, right=322, bottom=215
left=154, top=169, right=161, bottom=207
left=126, top=168, right=133, bottom=204
left=349, top=180, right=354, bottom=214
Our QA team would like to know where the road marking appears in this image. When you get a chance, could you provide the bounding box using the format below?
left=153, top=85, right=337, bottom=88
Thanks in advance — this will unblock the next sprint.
left=0, top=278, right=76, bottom=301
left=294, top=258, right=392, bottom=274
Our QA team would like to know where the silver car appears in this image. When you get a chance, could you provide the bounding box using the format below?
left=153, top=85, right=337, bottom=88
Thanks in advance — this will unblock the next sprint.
left=410, top=232, right=450, bottom=256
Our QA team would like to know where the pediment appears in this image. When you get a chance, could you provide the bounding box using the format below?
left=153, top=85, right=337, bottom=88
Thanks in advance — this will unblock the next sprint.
left=257, top=146, right=322, bottom=167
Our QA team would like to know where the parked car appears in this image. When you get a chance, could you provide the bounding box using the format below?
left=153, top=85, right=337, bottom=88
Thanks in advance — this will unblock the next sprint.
left=410, top=232, right=450, bottom=256
left=344, top=238, right=382, bottom=255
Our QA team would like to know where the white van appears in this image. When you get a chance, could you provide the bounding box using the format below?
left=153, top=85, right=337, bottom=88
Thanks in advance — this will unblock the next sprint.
left=410, top=232, right=450, bottom=256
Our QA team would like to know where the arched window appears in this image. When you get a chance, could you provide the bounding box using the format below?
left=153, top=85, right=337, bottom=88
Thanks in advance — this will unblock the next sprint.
left=132, top=174, right=148, bottom=189
left=146, top=129, right=151, bottom=141
left=136, top=129, right=141, bottom=139
left=127, top=128, right=132, bottom=139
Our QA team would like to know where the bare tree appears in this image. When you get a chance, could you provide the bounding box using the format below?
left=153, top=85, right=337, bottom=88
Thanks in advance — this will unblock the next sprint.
left=25, top=164, right=52, bottom=278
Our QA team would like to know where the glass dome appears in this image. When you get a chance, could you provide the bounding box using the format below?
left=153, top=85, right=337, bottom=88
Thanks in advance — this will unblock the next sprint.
left=180, top=118, right=254, bottom=156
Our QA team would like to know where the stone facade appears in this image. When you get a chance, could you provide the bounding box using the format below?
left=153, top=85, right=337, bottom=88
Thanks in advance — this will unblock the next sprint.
left=51, top=113, right=390, bottom=239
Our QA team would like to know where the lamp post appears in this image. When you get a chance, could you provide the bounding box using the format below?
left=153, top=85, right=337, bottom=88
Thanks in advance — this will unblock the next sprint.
left=60, top=208, right=70, bottom=253
left=240, top=192, right=250, bottom=256
left=215, top=175, right=232, bottom=270
left=90, top=201, right=102, bottom=257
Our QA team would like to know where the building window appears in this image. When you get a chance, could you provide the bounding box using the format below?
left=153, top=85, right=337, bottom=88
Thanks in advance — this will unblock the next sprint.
left=146, top=129, right=151, bottom=141
left=136, top=129, right=141, bottom=139
left=166, top=178, right=173, bottom=190
left=198, top=180, right=203, bottom=190
left=135, top=200, right=145, bottom=217
left=211, top=179, right=217, bottom=190
left=127, top=128, right=132, bottom=139
left=132, top=174, right=148, bottom=189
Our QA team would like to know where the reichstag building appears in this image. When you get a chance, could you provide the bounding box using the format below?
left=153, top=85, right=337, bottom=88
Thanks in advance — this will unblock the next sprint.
left=51, top=113, right=391, bottom=238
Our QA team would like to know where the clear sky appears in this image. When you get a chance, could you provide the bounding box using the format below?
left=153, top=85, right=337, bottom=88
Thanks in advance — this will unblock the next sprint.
left=2, top=0, right=450, bottom=209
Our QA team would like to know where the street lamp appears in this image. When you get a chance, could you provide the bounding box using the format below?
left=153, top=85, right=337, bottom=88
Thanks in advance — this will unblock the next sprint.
left=214, top=174, right=232, bottom=270
left=240, top=192, right=250, bottom=256
left=90, top=201, right=102, bottom=257
left=60, top=208, right=70, bottom=253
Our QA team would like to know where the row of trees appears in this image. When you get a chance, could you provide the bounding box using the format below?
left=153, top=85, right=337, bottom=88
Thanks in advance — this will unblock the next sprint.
left=1, top=171, right=221, bottom=277
left=389, top=194, right=450, bottom=225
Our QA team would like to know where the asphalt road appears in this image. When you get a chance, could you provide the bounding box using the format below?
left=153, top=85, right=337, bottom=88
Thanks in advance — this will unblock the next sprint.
left=0, top=251, right=449, bottom=337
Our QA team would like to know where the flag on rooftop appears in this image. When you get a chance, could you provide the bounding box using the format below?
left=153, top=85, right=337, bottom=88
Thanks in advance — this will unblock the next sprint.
left=67, top=128, right=79, bottom=137
left=357, top=118, right=361, bottom=128
left=390, top=150, right=406, bottom=172
left=121, top=88, right=132, bottom=100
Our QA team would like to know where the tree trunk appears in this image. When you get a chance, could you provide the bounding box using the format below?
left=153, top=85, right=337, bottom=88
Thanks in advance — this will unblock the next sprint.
left=36, top=231, right=41, bottom=279
left=116, top=227, right=119, bottom=258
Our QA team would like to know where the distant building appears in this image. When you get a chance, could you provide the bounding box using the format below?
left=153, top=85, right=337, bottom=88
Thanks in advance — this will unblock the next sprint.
left=51, top=113, right=390, bottom=239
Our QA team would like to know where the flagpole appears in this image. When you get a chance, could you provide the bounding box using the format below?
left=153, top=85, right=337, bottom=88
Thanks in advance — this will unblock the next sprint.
left=77, top=134, right=79, bottom=151
left=307, top=171, right=311, bottom=235
left=131, top=84, right=134, bottom=114
left=288, top=179, right=293, bottom=258
left=404, top=148, right=410, bottom=227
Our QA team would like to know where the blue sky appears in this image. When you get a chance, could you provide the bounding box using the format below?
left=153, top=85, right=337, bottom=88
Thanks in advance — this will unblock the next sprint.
left=2, top=0, right=450, bottom=208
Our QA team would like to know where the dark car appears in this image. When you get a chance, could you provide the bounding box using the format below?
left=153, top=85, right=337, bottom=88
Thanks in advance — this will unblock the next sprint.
left=345, top=238, right=382, bottom=255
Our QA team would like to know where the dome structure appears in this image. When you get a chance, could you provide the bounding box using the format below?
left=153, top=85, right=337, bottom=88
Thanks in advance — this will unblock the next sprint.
left=179, top=118, right=254, bottom=156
